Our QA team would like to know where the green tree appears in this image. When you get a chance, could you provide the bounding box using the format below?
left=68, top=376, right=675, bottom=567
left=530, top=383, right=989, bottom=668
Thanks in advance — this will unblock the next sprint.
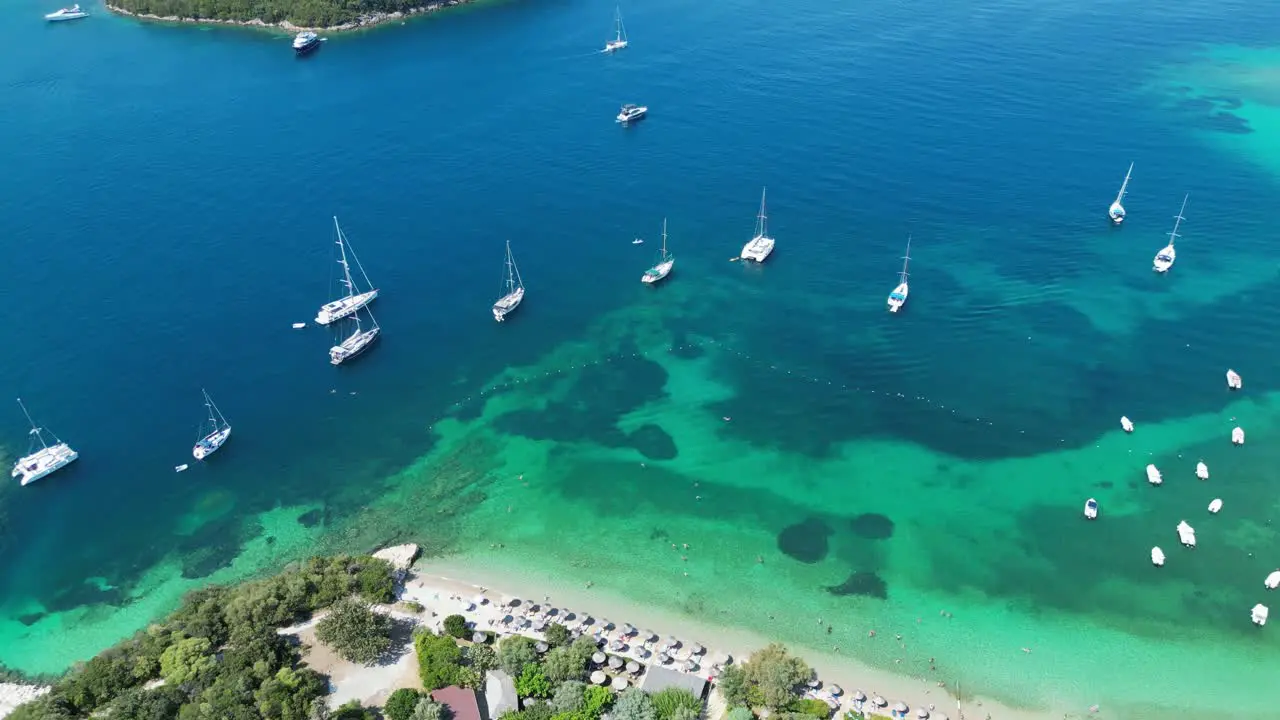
left=717, top=666, right=749, bottom=708
left=582, top=685, right=612, bottom=718
left=357, top=561, right=396, bottom=603
left=466, top=644, right=497, bottom=674
left=650, top=688, right=701, bottom=720
left=255, top=666, right=328, bottom=720
left=611, top=688, right=657, bottom=720
left=333, top=699, right=377, bottom=719
left=669, top=708, right=699, bottom=720
left=515, top=663, right=551, bottom=698
left=384, top=688, right=424, bottom=720
left=497, top=635, right=539, bottom=677
left=544, top=622, right=571, bottom=647
left=416, top=630, right=464, bottom=689
left=741, top=644, right=810, bottom=711
left=159, top=636, right=218, bottom=685
left=411, top=698, right=452, bottom=720
left=549, top=680, right=587, bottom=714
left=542, top=646, right=587, bottom=684
left=443, top=614, right=470, bottom=639
left=788, top=698, right=831, bottom=720
left=316, top=598, right=393, bottom=665
left=725, top=708, right=754, bottom=720
left=103, top=685, right=187, bottom=720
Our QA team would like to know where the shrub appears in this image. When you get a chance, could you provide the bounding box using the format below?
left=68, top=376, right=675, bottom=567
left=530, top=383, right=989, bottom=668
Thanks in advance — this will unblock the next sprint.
left=544, top=622, right=571, bottom=647
left=542, top=646, right=588, bottom=684
left=651, top=688, right=702, bottom=720
left=444, top=614, right=470, bottom=639
left=158, top=636, right=217, bottom=685
left=415, top=630, right=464, bottom=690
left=789, top=698, right=832, bottom=720
left=612, top=688, right=657, bottom=720
left=498, top=635, right=539, bottom=677
left=316, top=598, right=393, bottom=665
left=582, top=685, right=613, bottom=718
left=742, top=644, right=810, bottom=711
left=549, top=680, right=587, bottom=714
left=385, top=688, right=425, bottom=720
left=726, top=708, right=754, bottom=720
left=412, top=698, right=453, bottom=720
left=404, top=601, right=426, bottom=613
left=333, top=699, right=377, bottom=719
left=357, top=561, right=397, bottom=604
left=516, top=664, right=552, bottom=699
left=466, top=644, right=498, bottom=674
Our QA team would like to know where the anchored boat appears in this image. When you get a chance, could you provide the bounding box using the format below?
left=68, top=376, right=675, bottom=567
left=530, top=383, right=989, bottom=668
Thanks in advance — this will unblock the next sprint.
left=1083, top=498, right=1098, bottom=520
left=45, top=4, right=88, bottom=21
left=192, top=389, right=232, bottom=460
left=10, top=399, right=78, bottom=486
left=1146, top=464, right=1162, bottom=485
left=1153, top=195, right=1187, bottom=273
left=316, top=217, right=378, bottom=325
left=740, top=188, right=775, bottom=263
left=641, top=219, right=674, bottom=284
left=887, top=237, right=911, bottom=312
left=603, top=6, right=628, bottom=52
left=493, top=240, right=525, bottom=322
left=1108, top=163, right=1132, bottom=224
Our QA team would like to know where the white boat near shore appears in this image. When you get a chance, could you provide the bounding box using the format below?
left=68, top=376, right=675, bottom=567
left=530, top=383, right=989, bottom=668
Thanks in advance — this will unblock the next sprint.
left=10, top=399, right=78, bottom=486
left=1108, top=162, right=1132, bottom=224
left=1083, top=498, right=1098, bottom=520
left=642, top=219, right=674, bottom=284
left=740, top=187, right=775, bottom=263
left=45, top=4, right=88, bottom=20
left=1252, top=604, right=1269, bottom=626
left=1227, top=369, right=1242, bottom=389
left=1146, top=464, right=1162, bottom=485
left=1176, top=520, right=1196, bottom=548
left=1152, top=547, right=1165, bottom=566
left=1266, top=570, right=1280, bottom=590
left=1196, top=461, right=1209, bottom=480
left=192, top=390, right=231, bottom=461
left=1232, top=427, right=1245, bottom=445
left=1120, top=416, right=1134, bottom=433
left=1208, top=498, right=1223, bottom=514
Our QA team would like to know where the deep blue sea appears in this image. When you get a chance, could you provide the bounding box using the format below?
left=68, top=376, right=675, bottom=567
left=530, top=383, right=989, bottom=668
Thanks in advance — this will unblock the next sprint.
left=3, top=0, right=1280, bottom=716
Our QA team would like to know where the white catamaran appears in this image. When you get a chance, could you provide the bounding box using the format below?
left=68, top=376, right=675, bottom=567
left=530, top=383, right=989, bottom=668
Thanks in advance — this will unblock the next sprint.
left=1153, top=194, right=1187, bottom=273
left=887, top=236, right=911, bottom=313
left=192, top=389, right=232, bottom=460
left=740, top=187, right=775, bottom=263
left=493, top=240, right=525, bottom=322
left=316, top=217, right=378, bottom=325
left=642, top=218, right=674, bottom=284
left=329, top=306, right=380, bottom=365
left=1109, top=162, right=1133, bottom=224
left=604, top=5, right=628, bottom=52
left=11, top=399, right=78, bottom=486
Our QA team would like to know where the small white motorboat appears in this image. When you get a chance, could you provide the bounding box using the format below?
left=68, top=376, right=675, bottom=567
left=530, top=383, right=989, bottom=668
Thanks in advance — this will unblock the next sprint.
left=1208, top=498, right=1223, bottom=514
left=1146, top=464, right=1162, bottom=485
left=617, top=103, right=647, bottom=123
left=1264, top=570, right=1280, bottom=590
left=1232, top=427, right=1245, bottom=445
left=1083, top=498, right=1099, bottom=520
left=1196, top=461, right=1209, bottom=480
left=292, top=322, right=306, bottom=329
left=45, top=4, right=88, bottom=20
left=1120, top=416, right=1134, bottom=433
left=1151, top=547, right=1165, bottom=567
left=1176, top=520, right=1196, bottom=547
left=175, top=464, right=189, bottom=472
left=1226, top=369, right=1242, bottom=389
left=1252, top=603, right=1269, bottom=626
left=632, top=238, right=644, bottom=245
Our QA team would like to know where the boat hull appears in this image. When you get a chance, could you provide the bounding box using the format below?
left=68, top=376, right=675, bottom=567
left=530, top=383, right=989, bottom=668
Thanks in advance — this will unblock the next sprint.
left=740, top=236, right=775, bottom=263
left=46, top=12, right=88, bottom=20
left=604, top=41, right=628, bottom=52
left=330, top=328, right=380, bottom=365
left=295, top=40, right=321, bottom=56
left=316, top=289, right=378, bottom=325
left=193, top=427, right=232, bottom=460
left=617, top=107, right=647, bottom=123
left=493, top=288, right=524, bottom=322
left=887, top=283, right=908, bottom=312
left=642, top=261, right=673, bottom=284
left=13, top=445, right=79, bottom=486
left=1108, top=202, right=1124, bottom=224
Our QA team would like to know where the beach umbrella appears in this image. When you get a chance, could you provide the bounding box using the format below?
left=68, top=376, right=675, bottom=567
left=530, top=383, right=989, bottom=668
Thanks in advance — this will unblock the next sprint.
left=581, top=616, right=596, bottom=626
left=533, top=619, right=548, bottom=631
left=622, top=623, right=637, bottom=635
left=665, top=636, right=681, bottom=648
left=472, top=594, right=487, bottom=606
left=872, top=696, right=886, bottom=707
left=609, top=640, right=626, bottom=652
left=471, top=632, right=488, bottom=644
left=636, top=647, right=652, bottom=659
left=590, top=670, right=608, bottom=685
left=535, top=642, right=550, bottom=654
left=500, top=614, right=514, bottom=625
left=916, top=709, right=930, bottom=719
left=625, top=660, right=641, bottom=674
left=828, top=685, right=843, bottom=696
left=608, top=656, right=624, bottom=670
left=691, top=643, right=705, bottom=655
left=852, top=690, right=866, bottom=701
left=601, top=619, right=615, bottom=631
left=611, top=676, right=629, bottom=691
left=506, top=597, right=522, bottom=607
left=592, top=651, right=607, bottom=665
left=658, top=653, right=672, bottom=664
left=643, top=629, right=658, bottom=641
left=807, top=678, right=820, bottom=688
left=545, top=607, right=560, bottom=617
left=682, top=659, right=699, bottom=672
left=562, top=610, right=576, bottom=622
left=893, top=702, right=909, bottom=713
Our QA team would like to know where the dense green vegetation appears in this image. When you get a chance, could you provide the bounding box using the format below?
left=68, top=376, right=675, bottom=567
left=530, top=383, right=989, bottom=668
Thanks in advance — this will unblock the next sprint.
left=443, top=614, right=470, bottom=639
left=110, top=0, right=454, bottom=29
left=9, top=554, right=395, bottom=720
left=716, top=643, right=814, bottom=713
left=316, top=597, right=394, bottom=664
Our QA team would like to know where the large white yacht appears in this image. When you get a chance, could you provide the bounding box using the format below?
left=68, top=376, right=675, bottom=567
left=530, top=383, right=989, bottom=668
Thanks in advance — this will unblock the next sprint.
left=887, top=237, right=911, bottom=312
left=192, top=389, right=232, bottom=460
left=740, top=188, right=775, bottom=263
left=1108, top=162, right=1132, bottom=224
left=11, top=399, right=78, bottom=486
left=294, top=31, right=321, bottom=55
left=45, top=4, right=88, bottom=20
left=316, top=217, right=378, bottom=325
left=1153, top=195, right=1187, bottom=273
left=493, top=240, right=525, bottom=322
left=330, top=307, right=380, bottom=365
left=641, top=219, right=674, bottom=284
left=617, top=104, right=647, bottom=123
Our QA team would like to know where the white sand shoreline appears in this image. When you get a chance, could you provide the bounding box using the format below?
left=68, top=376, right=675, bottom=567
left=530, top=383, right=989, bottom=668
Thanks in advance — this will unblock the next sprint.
left=0, top=683, right=50, bottom=720
left=412, top=557, right=1083, bottom=720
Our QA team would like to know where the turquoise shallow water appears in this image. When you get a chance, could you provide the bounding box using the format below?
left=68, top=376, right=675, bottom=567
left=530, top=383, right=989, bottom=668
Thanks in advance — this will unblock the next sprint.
left=1, top=0, right=1279, bottom=716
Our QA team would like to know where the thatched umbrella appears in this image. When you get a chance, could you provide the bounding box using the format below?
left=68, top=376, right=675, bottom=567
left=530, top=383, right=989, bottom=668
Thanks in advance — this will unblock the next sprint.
left=590, top=671, right=607, bottom=685
left=611, top=676, right=629, bottom=691
left=607, top=656, right=624, bottom=670
left=892, top=701, right=909, bottom=714
left=625, top=660, right=641, bottom=674
left=591, top=651, right=607, bottom=665
left=916, top=709, right=930, bottom=719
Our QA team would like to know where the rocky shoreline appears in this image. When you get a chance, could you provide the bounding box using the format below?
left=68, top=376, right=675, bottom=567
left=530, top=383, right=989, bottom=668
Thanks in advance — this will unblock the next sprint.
left=105, top=0, right=470, bottom=33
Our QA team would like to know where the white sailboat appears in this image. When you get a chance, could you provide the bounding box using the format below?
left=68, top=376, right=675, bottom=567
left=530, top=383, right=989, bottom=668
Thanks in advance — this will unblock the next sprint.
left=1153, top=195, right=1187, bottom=273
left=1109, top=163, right=1132, bottom=224
left=493, top=240, right=525, bottom=322
left=1232, top=426, right=1245, bottom=445
left=329, top=307, right=380, bottom=365
left=603, top=6, right=628, bottom=52
left=192, top=389, right=231, bottom=460
left=316, top=217, right=378, bottom=325
left=1176, top=520, right=1196, bottom=547
left=740, top=187, right=775, bottom=263
left=641, top=218, right=674, bottom=284
left=1151, top=547, right=1165, bottom=567
left=887, top=237, right=911, bottom=312
left=11, top=399, right=78, bottom=486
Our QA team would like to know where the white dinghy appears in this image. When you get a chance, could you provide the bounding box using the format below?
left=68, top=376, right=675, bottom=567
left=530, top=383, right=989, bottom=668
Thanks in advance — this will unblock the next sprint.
left=1151, top=547, right=1165, bottom=567
left=1232, top=427, right=1245, bottom=445
left=1196, top=461, right=1209, bottom=480
left=1252, top=604, right=1269, bottom=626
left=1208, top=498, right=1223, bottom=514
left=1176, top=520, right=1196, bottom=548
left=1265, top=571, right=1280, bottom=590
left=1083, top=498, right=1099, bottom=520
left=1120, top=416, right=1134, bottom=433
left=1146, top=464, right=1162, bottom=485
left=1226, top=369, right=1242, bottom=389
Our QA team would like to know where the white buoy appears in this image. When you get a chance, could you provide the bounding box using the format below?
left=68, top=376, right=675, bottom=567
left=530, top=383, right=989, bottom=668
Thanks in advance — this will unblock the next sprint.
left=1146, top=464, right=1163, bottom=485
left=1120, top=416, right=1134, bottom=433
left=1196, top=461, right=1209, bottom=480
left=1151, top=547, right=1165, bottom=566
left=1232, top=427, right=1245, bottom=445
left=1208, top=498, right=1223, bottom=513
left=1265, top=570, right=1280, bottom=590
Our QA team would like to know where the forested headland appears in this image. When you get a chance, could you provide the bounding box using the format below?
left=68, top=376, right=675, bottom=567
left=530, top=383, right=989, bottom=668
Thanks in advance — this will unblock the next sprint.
left=107, top=0, right=468, bottom=31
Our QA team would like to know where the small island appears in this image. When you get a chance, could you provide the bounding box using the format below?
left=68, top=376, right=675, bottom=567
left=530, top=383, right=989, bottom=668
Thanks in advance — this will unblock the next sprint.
left=106, top=0, right=472, bottom=32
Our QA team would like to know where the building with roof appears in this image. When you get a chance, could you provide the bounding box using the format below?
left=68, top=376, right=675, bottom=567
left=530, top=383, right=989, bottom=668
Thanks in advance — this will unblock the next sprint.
left=432, top=685, right=483, bottom=720
left=638, top=665, right=709, bottom=700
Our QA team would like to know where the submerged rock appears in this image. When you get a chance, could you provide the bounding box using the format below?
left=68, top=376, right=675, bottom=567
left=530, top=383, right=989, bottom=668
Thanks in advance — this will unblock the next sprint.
left=777, top=517, right=832, bottom=564
left=849, top=513, right=894, bottom=540
left=825, top=570, right=888, bottom=599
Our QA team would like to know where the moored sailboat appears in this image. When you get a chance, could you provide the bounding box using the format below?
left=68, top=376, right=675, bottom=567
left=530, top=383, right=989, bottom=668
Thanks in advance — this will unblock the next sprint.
left=887, top=236, right=911, bottom=312
left=1153, top=195, right=1187, bottom=273
left=603, top=6, right=628, bottom=52
left=493, top=240, right=525, bottom=322
left=10, top=399, right=78, bottom=486
left=329, top=307, right=380, bottom=365
left=192, top=389, right=232, bottom=460
left=316, top=217, right=378, bottom=325
left=641, top=218, right=674, bottom=284
left=1109, top=163, right=1132, bottom=224
left=740, top=188, right=775, bottom=263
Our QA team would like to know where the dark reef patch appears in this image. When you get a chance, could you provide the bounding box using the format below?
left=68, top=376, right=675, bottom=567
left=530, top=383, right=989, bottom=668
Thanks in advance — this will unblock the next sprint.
left=297, top=509, right=325, bottom=528
left=826, top=571, right=888, bottom=599
left=627, top=423, right=677, bottom=460
left=17, top=612, right=45, bottom=627
left=777, top=517, right=832, bottom=564
left=849, top=513, right=894, bottom=540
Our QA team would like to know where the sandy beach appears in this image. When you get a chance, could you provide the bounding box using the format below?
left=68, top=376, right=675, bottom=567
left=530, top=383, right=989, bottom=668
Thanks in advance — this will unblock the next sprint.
left=412, top=557, right=1079, bottom=720
left=0, top=684, right=50, bottom=720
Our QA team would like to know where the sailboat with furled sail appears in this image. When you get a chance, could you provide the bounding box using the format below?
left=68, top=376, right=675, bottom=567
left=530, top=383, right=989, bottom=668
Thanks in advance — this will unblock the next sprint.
left=1153, top=194, right=1187, bottom=273
left=493, top=240, right=525, bottom=322
left=1109, top=163, right=1132, bottom=224
left=641, top=218, right=673, bottom=284
left=604, top=5, right=628, bottom=52
left=329, top=306, right=380, bottom=365
left=192, top=389, right=231, bottom=460
left=887, top=236, right=911, bottom=313
left=316, top=217, right=378, bottom=325
left=11, top=399, right=78, bottom=486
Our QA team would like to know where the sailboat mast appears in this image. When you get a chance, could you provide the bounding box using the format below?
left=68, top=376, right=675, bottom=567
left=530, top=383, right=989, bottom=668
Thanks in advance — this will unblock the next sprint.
left=333, top=217, right=355, bottom=300
left=615, top=5, right=624, bottom=42
left=1169, top=194, right=1188, bottom=247
left=661, top=218, right=668, bottom=261
left=504, top=241, right=515, bottom=294
left=15, top=398, right=49, bottom=449
left=757, top=187, right=768, bottom=237
left=901, top=236, right=911, bottom=281
left=1116, top=163, right=1133, bottom=204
